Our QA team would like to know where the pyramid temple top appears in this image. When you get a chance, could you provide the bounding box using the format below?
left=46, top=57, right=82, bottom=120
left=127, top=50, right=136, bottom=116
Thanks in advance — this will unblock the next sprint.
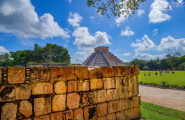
left=94, top=46, right=109, bottom=52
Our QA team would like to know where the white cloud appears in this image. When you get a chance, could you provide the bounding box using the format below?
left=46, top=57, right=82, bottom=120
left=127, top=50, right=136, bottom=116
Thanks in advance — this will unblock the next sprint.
left=134, top=53, right=166, bottom=60
left=122, top=52, right=130, bottom=56
left=153, top=29, right=158, bottom=35
left=157, top=36, right=185, bottom=55
left=137, top=9, right=145, bottom=17
left=115, top=16, right=128, bottom=26
left=120, top=27, right=134, bottom=36
left=0, top=0, right=70, bottom=39
left=90, top=16, right=95, bottom=19
left=64, top=44, right=67, bottom=47
left=0, top=46, right=9, bottom=55
left=68, top=0, right=72, bottom=3
left=149, top=0, right=171, bottom=23
left=71, top=51, right=89, bottom=64
left=131, top=34, right=155, bottom=52
left=68, top=12, right=83, bottom=27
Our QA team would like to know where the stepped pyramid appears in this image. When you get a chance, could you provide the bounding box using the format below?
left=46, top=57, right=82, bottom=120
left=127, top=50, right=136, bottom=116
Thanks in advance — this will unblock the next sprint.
left=82, top=46, right=123, bottom=66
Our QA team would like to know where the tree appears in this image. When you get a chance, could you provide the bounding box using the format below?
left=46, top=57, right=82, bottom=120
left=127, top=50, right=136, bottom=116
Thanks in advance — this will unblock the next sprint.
left=143, top=65, right=150, bottom=70
left=166, top=52, right=181, bottom=70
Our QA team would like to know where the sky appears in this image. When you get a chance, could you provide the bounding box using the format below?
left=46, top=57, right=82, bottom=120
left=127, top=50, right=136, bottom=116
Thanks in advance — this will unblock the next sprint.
left=0, top=0, right=185, bottom=64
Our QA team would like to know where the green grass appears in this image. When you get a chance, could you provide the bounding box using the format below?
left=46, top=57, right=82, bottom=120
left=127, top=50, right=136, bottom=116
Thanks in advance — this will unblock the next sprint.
left=141, top=101, right=185, bottom=120
left=139, top=71, right=185, bottom=86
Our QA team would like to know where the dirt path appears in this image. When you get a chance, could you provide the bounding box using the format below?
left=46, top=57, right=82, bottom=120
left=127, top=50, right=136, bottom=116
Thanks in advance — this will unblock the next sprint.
left=139, top=85, right=185, bottom=112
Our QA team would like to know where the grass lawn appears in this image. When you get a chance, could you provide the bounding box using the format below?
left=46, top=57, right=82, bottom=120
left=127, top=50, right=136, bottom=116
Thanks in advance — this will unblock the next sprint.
left=139, top=71, right=185, bottom=86
left=141, top=101, right=185, bottom=120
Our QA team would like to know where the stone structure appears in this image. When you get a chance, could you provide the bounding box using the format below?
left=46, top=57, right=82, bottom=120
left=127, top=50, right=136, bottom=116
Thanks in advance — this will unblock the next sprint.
left=82, top=46, right=124, bottom=66
left=0, top=66, right=141, bottom=120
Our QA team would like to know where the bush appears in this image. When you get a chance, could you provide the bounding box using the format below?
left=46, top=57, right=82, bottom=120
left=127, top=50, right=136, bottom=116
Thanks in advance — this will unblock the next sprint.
left=154, top=83, right=158, bottom=86
left=182, top=85, right=185, bottom=89
left=139, top=81, right=143, bottom=84
left=160, top=81, right=169, bottom=87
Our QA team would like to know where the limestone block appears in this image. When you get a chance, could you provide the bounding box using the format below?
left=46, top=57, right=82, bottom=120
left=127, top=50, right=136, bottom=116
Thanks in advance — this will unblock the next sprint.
left=106, top=89, right=119, bottom=101
left=15, top=84, right=31, bottom=100
left=133, top=96, right=141, bottom=107
left=82, top=91, right=97, bottom=106
left=101, top=66, right=114, bottom=78
left=83, top=105, right=97, bottom=120
left=125, top=98, right=134, bottom=109
left=133, top=107, right=142, bottom=118
left=67, top=93, right=80, bottom=109
left=23, top=118, right=32, bottom=120
left=33, top=115, right=50, bottom=120
left=117, top=88, right=128, bottom=99
left=88, top=67, right=102, bottom=79
left=127, top=76, right=134, bottom=98
left=97, top=103, right=107, bottom=117
left=7, top=67, right=25, bottom=84
left=19, top=100, right=32, bottom=117
left=74, top=108, right=83, bottom=120
left=132, top=76, right=139, bottom=96
left=97, top=116, right=107, bottom=120
left=54, top=81, right=67, bottom=94
left=97, top=90, right=107, bottom=103
left=34, top=97, right=51, bottom=116
left=77, top=80, right=89, bottom=92
left=75, top=66, right=88, bottom=80
left=116, top=111, right=127, bottom=120
left=0, top=85, right=15, bottom=102
left=125, top=108, right=135, bottom=120
left=90, top=79, right=103, bottom=90
left=1, top=103, right=17, bottom=120
left=125, top=66, right=134, bottom=76
left=68, top=80, right=77, bottom=92
left=103, top=77, right=115, bottom=89
left=52, top=94, right=66, bottom=112
left=30, top=67, right=50, bottom=81
left=51, top=112, right=63, bottom=120
left=50, top=67, right=74, bottom=81
left=32, top=82, right=53, bottom=95
left=0, top=68, right=2, bottom=84
left=108, top=100, right=122, bottom=114
left=113, top=66, right=126, bottom=77
left=107, top=113, right=116, bottom=120
left=63, top=110, right=73, bottom=120
left=133, top=66, right=140, bottom=75
left=115, top=77, right=128, bottom=89
left=119, top=99, right=127, bottom=111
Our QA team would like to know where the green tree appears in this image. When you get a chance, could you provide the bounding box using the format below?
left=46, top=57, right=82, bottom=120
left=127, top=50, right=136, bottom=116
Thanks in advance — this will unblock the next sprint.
left=166, top=53, right=181, bottom=70
left=143, top=65, right=150, bottom=70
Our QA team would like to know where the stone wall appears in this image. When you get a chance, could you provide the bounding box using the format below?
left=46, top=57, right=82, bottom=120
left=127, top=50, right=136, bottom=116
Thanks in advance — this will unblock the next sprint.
left=0, top=66, right=141, bottom=120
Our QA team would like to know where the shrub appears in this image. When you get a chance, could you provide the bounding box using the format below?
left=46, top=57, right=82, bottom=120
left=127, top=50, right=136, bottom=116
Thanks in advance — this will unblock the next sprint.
left=160, top=81, right=169, bottom=87
left=154, top=83, right=158, bottom=86
left=139, top=81, right=143, bottom=84
left=182, top=85, right=185, bottom=89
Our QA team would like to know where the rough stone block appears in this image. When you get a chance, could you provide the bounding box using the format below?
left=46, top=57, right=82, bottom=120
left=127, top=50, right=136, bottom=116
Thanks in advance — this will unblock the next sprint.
left=0, top=85, right=15, bottom=102
left=83, top=105, right=97, bottom=120
left=0, top=68, right=2, bottom=84
left=77, top=80, right=89, bottom=92
left=97, top=90, right=107, bottom=103
left=133, top=96, right=141, bottom=107
left=108, top=100, right=122, bottom=114
left=74, top=108, right=83, bottom=120
left=30, top=67, right=50, bottom=81
left=89, top=67, right=102, bottom=79
left=90, top=79, right=103, bottom=90
left=106, top=89, right=119, bottom=101
left=75, top=66, right=88, bottom=80
left=7, top=67, right=25, bottom=84
left=67, top=93, right=80, bottom=109
left=101, top=66, right=114, bottom=78
left=134, top=107, right=141, bottom=118
left=97, top=103, right=107, bottom=117
left=19, top=100, right=32, bottom=117
left=34, top=97, right=51, bottom=116
left=82, top=91, right=97, bottom=106
left=103, top=77, right=115, bottom=89
left=116, top=111, right=127, bottom=120
left=125, top=66, right=134, bottom=76
left=132, top=76, right=139, bottom=96
left=133, top=66, right=140, bottom=75
left=119, top=99, right=127, bottom=111
left=125, top=98, right=134, bottom=109
left=125, top=108, right=135, bottom=120
left=52, top=94, right=66, bottom=112
left=1, top=103, right=17, bottom=120
left=33, top=115, right=50, bottom=120
left=113, top=66, right=126, bottom=77
left=50, top=67, right=74, bottom=81
left=63, top=110, right=73, bottom=120
left=23, top=118, right=32, bottom=120
left=54, top=81, right=67, bottom=94
left=97, top=116, right=107, bottom=120
left=68, top=80, right=77, bottom=92
left=51, top=112, right=63, bottom=120
left=16, top=84, right=31, bottom=100
left=127, top=76, right=134, bottom=98
left=107, top=113, right=116, bottom=120
left=115, top=77, right=128, bottom=89
left=32, top=82, right=53, bottom=95
left=117, top=88, right=128, bottom=99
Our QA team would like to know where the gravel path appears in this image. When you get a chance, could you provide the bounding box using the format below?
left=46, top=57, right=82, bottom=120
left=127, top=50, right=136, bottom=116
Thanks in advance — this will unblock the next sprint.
left=139, top=85, right=185, bottom=112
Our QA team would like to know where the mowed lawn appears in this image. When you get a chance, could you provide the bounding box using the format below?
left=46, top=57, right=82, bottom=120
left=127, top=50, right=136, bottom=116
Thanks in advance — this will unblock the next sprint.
left=138, top=71, right=185, bottom=86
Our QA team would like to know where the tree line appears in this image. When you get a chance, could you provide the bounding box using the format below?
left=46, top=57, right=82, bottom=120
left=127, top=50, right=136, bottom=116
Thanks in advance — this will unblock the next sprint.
left=0, top=43, right=70, bottom=66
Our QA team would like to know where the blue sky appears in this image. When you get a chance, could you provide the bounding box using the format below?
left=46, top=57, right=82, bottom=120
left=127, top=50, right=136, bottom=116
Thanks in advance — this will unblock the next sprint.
left=0, top=0, right=185, bottom=63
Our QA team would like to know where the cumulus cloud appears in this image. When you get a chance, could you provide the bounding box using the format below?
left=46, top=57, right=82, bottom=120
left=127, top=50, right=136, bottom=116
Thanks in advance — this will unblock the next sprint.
left=115, top=16, right=128, bottom=26
left=137, top=9, right=145, bottom=17
left=134, top=53, right=166, bottom=60
left=120, top=27, right=134, bottom=36
left=149, top=0, right=171, bottom=23
left=90, top=16, right=95, bottom=19
left=68, top=12, right=83, bottom=27
left=0, top=46, right=9, bottom=55
left=0, top=0, right=70, bottom=39
left=71, top=51, right=89, bottom=64
left=153, top=29, right=158, bottom=35
left=157, top=36, right=185, bottom=55
left=122, top=52, right=130, bottom=56
left=131, top=34, right=155, bottom=52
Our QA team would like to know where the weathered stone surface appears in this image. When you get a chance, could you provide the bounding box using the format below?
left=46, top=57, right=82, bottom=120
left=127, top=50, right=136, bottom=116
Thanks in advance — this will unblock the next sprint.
left=16, top=84, right=31, bottom=100
left=107, top=113, right=116, bottom=120
left=82, top=91, right=97, bottom=106
left=7, top=67, right=25, bottom=84
left=97, top=116, right=107, bottom=120
left=103, top=77, right=115, bottom=89
left=75, top=66, right=88, bottom=80
left=68, top=80, right=77, bottom=92
left=77, top=80, right=89, bottom=92
left=67, top=93, right=80, bottom=109
left=133, top=66, right=140, bottom=75
left=63, top=110, right=73, bottom=120
left=54, top=81, right=67, bottom=94
left=74, top=108, right=83, bottom=120
left=0, top=68, right=2, bottom=84
left=117, top=88, right=128, bottom=99
left=125, top=98, right=134, bottom=109
left=125, top=66, right=134, bottom=76
left=115, top=77, right=128, bottom=89
left=108, top=100, right=122, bottom=113
left=0, top=85, right=15, bottom=102
left=32, top=82, right=53, bottom=95
left=133, top=96, right=141, bottom=107
left=97, top=103, right=107, bottom=117
left=52, top=94, right=66, bottom=112
left=116, top=111, right=127, bottom=120
left=125, top=108, right=135, bottom=120
left=127, top=76, right=134, bottom=98
left=89, top=68, right=102, bottom=79
left=23, top=118, right=32, bottom=120
left=101, top=67, right=114, bottom=78
left=97, top=90, right=107, bottom=103
left=113, top=66, right=126, bottom=77
left=83, top=105, right=97, bottom=120
left=90, top=79, right=103, bottom=90
left=132, top=76, right=139, bottom=96
left=30, top=67, right=50, bottom=81
left=1, top=103, right=17, bottom=120
left=51, top=112, right=63, bottom=120
left=106, top=89, right=119, bottom=101
left=33, top=115, right=50, bottom=120
left=34, top=97, right=51, bottom=116
left=119, top=99, right=127, bottom=111
left=19, top=100, right=32, bottom=117
left=50, top=67, right=74, bottom=81
left=134, top=107, right=141, bottom=118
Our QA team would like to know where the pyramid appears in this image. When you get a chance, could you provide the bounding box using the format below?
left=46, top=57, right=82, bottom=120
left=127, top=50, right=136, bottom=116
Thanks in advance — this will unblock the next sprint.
left=82, top=46, right=124, bottom=66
